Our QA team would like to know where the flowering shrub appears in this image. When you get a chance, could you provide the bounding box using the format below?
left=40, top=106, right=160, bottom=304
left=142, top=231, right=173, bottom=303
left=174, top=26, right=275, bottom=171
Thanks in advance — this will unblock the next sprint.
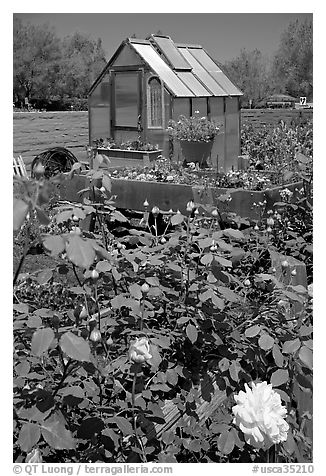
left=168, top=114, right=220, bottom=142
left=241, top=121, right=313, bottom=174
left=13, top=149, right=312, bottom=464
left=92, top=138, right=159, bottom=152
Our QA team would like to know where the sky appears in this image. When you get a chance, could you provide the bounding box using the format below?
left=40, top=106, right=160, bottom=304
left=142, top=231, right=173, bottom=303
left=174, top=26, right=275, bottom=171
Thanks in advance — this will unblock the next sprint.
left=14, top=12, right=312, bottom=64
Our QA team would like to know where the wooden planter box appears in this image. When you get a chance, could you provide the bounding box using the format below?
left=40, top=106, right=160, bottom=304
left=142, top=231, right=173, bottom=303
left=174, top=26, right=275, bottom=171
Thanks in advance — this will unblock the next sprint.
left=95, top=148, right=162, bottom=167
left=60, top=174, right=302, bottom=222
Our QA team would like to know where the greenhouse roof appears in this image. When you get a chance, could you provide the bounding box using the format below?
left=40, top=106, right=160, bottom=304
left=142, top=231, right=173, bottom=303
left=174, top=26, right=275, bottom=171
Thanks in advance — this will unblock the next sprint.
left=89, top=35, right=243, bottom=98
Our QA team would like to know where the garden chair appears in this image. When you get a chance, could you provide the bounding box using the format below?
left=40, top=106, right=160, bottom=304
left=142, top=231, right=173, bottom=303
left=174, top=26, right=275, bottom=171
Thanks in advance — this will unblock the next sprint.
left=13, top=155, right=28, bottom=179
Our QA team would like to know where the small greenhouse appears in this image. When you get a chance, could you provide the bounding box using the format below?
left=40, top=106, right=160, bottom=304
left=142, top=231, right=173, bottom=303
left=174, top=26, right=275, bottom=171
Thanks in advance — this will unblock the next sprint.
left=88, top=34, right=243, bottom=172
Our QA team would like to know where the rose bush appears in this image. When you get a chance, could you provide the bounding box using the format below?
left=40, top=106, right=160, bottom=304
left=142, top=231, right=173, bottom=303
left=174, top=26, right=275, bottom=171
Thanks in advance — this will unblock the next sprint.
left=13, top=125, right=312, bottom=463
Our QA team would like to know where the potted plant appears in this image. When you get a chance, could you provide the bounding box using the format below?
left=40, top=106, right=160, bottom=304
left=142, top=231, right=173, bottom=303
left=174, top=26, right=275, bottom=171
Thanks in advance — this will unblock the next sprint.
left=168, top=113, right=220, bottom=168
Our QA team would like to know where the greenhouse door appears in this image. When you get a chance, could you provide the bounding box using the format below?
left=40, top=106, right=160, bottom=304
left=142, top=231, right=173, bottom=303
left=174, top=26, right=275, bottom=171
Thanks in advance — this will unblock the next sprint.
left=112, top=71, right=142, bottom=143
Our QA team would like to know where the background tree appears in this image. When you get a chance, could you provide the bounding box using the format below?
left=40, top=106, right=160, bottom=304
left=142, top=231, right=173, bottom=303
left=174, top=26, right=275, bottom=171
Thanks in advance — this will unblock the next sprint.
left=58, top=32, right=107, bottom=100
left=13, top=18, right=62, bottom=106
left=221, top=49, right=272, bottom=107
left=13, top=19, right=107, bottom=109
left=271, top=18, right=313, bottom=99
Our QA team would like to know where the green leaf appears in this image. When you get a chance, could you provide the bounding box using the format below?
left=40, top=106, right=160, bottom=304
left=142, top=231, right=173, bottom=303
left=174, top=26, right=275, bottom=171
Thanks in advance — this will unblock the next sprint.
left=41, top=412, right=76, bottom=450
left=31, top=328, right=55, bottom=357
left=211, top=292, right=225, bottom=310
left=258, top=333, right=275, bottom=351
left=149, top=344, right=162, bottom=371
left=18, top=423, right=41, bottom=452
left=60, top=332, right=91, bottom=362
left=110, top=417, right=134, bottom=436
left=213, top=256, right=233, bottom=268
left=171, top=214, right=184, bottom=226
left=13, top=198, right=29, bottom=230
left=218, top=429, right=235, bottom=455
left=36, top=268, right=53, bottom=285
left=282, top=338, right=301, bottom=354
left=298, top=345, right=313, bottom=370
left=15, top=361, right=30, bottom=376
left=186, top=323, right=198, bottom=343
left=272, top=343, right=284, bottom=367
left=35, top=206, right=50, bottom=225
left=96, top=260, right=112, bottom=273
left=129, top=283, right=142, bottom=300
left=217, top=286, right=239, bottom=302
left=245, top=325, right=261, bottom=338
left=218, top=358, right=230, bottom=372
left=43, top=235, right=65, bottom=256
left=201, top=253, right=213, bottom=265
left=271, top=369, right=289, bottom=387
left=66, top=235, right=96, bottom=269
left=102, top=174, right=111, bottom=192
left=222, top=228, right=245, bottom=240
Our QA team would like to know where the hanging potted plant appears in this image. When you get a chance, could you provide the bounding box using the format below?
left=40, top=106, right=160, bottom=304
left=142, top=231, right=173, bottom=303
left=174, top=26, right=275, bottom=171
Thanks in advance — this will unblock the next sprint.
left=168, top=112, right=220, bottom=168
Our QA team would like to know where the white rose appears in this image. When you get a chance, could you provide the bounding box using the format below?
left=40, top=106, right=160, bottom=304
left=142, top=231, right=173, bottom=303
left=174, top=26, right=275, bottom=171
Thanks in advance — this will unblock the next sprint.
left=129, top=337, right=152, bottom=364
left=232, top=381, right=289, bottom=449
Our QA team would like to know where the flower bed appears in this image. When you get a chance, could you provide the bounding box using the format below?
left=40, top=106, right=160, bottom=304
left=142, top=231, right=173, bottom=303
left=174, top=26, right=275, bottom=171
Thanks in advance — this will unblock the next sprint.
left=13, top=158, right=313, bottom=463
left=59, top=172, right=303, bottom=221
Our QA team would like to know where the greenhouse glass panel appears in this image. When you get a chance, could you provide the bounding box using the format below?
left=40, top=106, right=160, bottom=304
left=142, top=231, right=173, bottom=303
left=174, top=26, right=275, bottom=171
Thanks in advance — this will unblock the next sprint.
left=151, top=36, right=192, bottom=70
left=209, top=97, right=225, bottom=171
left=191, top=98, right=207, bottom=116
left=178, top=48, right=227, bottom=96
left=90, top=106, right=111, bottom=143
left=190, top=48, right=242, bottom=96
left=132, top=43, right=193, bottom=97
left=225, top=97, right=240, bottom=172
left=176, top=72, right=211, bottom=96
left=172, top=98, right=191, bottom=120
left=115, top=72, right=139, bottom=127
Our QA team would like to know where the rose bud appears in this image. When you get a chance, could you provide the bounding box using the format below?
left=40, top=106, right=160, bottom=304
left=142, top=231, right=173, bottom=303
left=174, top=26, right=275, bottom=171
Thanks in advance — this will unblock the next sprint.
left=151, top=206, right=160, bottom=217
left=129, top=337, right=152, bottom=364
left=267, top=217, right=274, bottom=227
left=186, top=200, right=195, bottom=212
left=143, top=199, right=149, bottom=207
left=176, top=209, right=181, bottom=214
left=26, top=447, right=43, bottom=463
left=160, top=236, right=166, bottom=244
left=211, top=209, right=218, bottom=217
left=281, top=260, right=289, bottom=268
left=72, top=215, right=79, bottom=222
left=266, top=226, right=272, bottom=233
left=106, top=336, right=113, bottom=347
left=141, top=282, right=150, bottom=294
left=194, top=208, right=199, bottom=215
left=89, top=328, right=102, bottom=343
left=168, top=208, right=173, bottom=214
left=244, top=279, right=251, bottom=287
left=254, top=224, right=259, bottom=231
left=100, top=186, right=106, bottom=193
left=79, top=306, right=88, bottom=319
left=291, top=269, right=297, bottom=276
left=91, top=269, right=99, bottom=280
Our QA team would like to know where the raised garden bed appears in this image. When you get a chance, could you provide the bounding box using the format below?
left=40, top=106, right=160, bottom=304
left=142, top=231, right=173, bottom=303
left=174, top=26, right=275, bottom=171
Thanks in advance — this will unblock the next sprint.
left=59, top=173, right=302, bottom=221
left=95, top=147, right=162, bottom=167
